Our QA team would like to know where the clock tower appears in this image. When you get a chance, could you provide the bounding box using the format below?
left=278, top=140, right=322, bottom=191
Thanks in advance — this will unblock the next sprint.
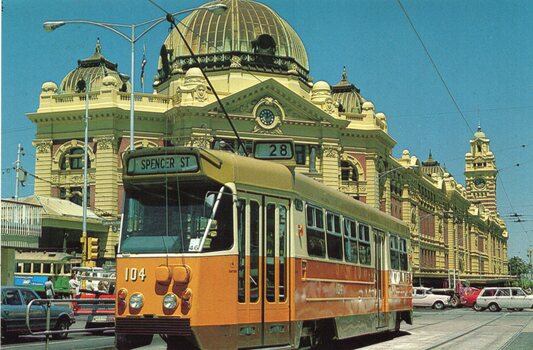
left=465, top=126, right=497, bottom=214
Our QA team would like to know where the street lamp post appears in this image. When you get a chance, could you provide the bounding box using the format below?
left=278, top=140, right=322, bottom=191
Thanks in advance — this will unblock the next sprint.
left=375, top=164, right=418, bottom=208
left=43, top=3, right=228, bottom=152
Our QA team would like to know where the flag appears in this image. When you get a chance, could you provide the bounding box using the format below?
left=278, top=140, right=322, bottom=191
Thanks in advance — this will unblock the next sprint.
left=140, top=44, right=147, bottom=89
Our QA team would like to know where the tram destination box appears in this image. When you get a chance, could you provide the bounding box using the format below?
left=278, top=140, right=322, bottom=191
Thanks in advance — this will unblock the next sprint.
left=127, top=154, right=199, bottom=175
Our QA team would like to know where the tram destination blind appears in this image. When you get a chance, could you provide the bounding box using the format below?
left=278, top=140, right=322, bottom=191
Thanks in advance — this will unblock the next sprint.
left=253, top=141, right=294, bottom=160
left=127, top=154, right=199, bottom=175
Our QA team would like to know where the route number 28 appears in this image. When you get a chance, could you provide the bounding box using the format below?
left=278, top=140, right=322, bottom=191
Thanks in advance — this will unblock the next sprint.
left=124, top=267, right=146, bottom=281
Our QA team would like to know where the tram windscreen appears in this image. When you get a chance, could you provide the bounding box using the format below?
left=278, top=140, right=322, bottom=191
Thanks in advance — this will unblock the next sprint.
left=119, top=182, right=233, bottom=254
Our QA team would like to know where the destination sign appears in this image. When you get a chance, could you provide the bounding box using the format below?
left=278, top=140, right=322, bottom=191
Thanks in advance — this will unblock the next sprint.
left=253, top=141, right=294, bottom=160
left=127, top=154, right=199, bottom=175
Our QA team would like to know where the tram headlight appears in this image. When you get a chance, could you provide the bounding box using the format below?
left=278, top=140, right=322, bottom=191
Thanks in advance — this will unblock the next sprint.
left=163, top=293, right=178, bottom=310
left=129, top=293, right=144, bottom=309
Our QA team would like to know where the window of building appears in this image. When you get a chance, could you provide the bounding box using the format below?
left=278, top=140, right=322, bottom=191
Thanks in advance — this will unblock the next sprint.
left=295, top=144, right=306, bottom=165
left=61, top=148, right=90, bottom=170
left=340, top=160, right=358, bottom=182
left=212, top=138, right=253, bottom=155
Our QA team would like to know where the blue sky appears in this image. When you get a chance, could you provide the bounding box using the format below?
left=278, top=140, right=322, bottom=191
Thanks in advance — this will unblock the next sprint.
left=2, top=0, right=532, bottom=260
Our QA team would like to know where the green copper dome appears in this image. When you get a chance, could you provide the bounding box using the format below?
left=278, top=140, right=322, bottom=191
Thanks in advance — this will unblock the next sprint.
left=156, top=0, right=310, bottom=83
left=60, top=39, right=131, bottom=93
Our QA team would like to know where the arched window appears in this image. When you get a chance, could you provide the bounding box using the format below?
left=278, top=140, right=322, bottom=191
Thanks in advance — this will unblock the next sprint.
left=60, top=148, right=90, bottom=170
left=340, top=160, right=358, bottom=182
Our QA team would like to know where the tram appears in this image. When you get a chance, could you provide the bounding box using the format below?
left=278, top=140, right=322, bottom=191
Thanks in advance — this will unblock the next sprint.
left=14, top=251, right=82, bottom=297
left=115, top=141, right=412, bottom=349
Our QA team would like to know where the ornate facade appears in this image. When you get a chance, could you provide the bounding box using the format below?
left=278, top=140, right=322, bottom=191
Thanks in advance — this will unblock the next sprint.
left=28, top=0, right=508, bottom=283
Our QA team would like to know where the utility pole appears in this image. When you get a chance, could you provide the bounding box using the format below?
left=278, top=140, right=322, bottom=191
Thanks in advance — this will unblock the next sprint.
left=14, top=144, right=25, bottom=200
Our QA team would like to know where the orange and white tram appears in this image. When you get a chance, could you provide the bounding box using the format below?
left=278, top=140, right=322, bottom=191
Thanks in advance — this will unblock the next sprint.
left=115, top=144, right=412, bottom=349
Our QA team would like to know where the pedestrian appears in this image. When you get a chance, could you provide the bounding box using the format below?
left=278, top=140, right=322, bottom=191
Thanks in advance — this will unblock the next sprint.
left=44, top=277, right=55, bottom=299
left=69, top=272, right=80, bottom=298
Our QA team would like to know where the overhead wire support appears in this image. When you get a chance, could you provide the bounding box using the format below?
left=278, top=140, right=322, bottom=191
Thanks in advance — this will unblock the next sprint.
left=396, top=0, right=474, bottom=135
left=148, top=0, right=248, bottom=157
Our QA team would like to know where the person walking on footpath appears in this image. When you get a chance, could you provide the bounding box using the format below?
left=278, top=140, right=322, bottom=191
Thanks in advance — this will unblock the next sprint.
left=44, top=277, right=55, bottom=299
left=68, top=272, right=80, bottom=299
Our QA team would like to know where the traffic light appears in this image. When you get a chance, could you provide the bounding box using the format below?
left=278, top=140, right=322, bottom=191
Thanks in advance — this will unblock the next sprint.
left=88, top=237, right=99, bottom=260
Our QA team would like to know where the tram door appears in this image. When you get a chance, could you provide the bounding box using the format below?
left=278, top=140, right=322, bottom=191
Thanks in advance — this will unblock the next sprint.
left=374, top=230, right=387, bottom=328
left=237, top=195, right=291, bottom=348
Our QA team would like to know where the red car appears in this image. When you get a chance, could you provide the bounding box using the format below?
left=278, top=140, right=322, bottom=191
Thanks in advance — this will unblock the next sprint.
left=460, top=287, right=483, bottom=310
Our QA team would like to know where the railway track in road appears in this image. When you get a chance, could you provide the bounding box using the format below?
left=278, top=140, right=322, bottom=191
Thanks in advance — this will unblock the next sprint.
left=426, top=311, right=533, bottom=350
left=425, top=312, right=507, bottom=349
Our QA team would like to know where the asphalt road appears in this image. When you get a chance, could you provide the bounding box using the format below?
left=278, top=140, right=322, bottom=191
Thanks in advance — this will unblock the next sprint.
left=2, top=308, right=532, bottom=349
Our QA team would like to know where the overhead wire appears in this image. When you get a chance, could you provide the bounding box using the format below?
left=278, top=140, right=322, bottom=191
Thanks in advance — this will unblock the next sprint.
left=396, top=0, right=474, bottom=134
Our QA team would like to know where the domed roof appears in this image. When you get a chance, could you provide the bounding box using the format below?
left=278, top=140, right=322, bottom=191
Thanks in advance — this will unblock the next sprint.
left=157, top=0, right=309, bottom=84
left=332, top=67, right=365, bottom=113
left=474, top=125, right=486, bottom=139
left=60, top=39, right=131, bottom=93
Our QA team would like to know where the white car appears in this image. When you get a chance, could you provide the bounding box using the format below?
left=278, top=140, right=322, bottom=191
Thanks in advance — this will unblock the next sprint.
left=412, top=287, right=450, bottom=310
left=476, top=287, right=533, bottom=312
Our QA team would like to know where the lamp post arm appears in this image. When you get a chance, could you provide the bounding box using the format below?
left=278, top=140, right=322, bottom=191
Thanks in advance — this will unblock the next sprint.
left=45, top=20, right=134, bottom=42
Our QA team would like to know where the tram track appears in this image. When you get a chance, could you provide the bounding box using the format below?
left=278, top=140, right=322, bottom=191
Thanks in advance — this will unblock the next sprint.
left=406, top=313, right=466, bottom=331
left=424, top=313, right=508, bottom=349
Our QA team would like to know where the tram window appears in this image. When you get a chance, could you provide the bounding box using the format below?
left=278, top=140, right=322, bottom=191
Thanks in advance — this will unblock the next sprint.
left=326, top=212, right=343, bottom=260
left=56, top=264, right=64, bottom=275
left=279, top=206, right=287, bottom=302
left=266, top=204, right=276, bottom=302
left=306, top=205, right=325, bottom=258
left=250, top=201, right=260, bottom=303
left=358, top=224, right=371, bottom=265
left=344, top=219, right=358, bottom=263
left=237, top=199, right=246, bottom=303
left=31, top=263, right=41, bottom=274
left=399, top=238, right=408, bottom=271
left=390, top=236, right=400, bottom=270
left=23, top=263, right=31, bottom=273
left=43, top=263, right=51, bottom=274
left=17, top=263, right=23, bottom=273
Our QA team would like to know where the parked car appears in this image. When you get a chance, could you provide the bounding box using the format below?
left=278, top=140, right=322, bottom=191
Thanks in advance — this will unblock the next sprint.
left=460, top=287, right=482, bottom=310
left=1, top=286, right=75, bottom=340
left=412, top=287, right=451, bottom=310
left=476, top=287, right=533, bottom=312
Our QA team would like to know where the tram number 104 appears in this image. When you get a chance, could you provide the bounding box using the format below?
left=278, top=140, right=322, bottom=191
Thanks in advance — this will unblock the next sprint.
left=124, top=267, right=146, bottom=282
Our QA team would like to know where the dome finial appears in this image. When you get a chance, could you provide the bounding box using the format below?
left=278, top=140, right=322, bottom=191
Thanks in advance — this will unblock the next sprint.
left=95, top=37, right=102, bottom=54
left=341, top=66, right=348, bottom=81
left=477, top=121, right=482, bottom=132
left=428, top=149, right=433, bottom=160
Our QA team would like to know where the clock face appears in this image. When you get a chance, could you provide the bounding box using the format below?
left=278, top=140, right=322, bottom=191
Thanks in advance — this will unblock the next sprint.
left=474, top=177, right=486, bottom=189
left=259, top=108, right=275, bottom=126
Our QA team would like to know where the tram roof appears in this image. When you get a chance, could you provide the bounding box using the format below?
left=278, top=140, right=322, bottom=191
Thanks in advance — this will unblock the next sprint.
left=204, top=149, right=409, bottom=235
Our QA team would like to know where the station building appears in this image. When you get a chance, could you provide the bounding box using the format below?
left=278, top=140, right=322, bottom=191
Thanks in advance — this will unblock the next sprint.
left=27, top=0, right=508, bottom=285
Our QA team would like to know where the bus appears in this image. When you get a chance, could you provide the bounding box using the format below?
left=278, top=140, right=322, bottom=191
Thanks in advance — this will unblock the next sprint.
left=115, top=143, right=412, bottom=349
left=14, top=251, right=82, bottom=297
